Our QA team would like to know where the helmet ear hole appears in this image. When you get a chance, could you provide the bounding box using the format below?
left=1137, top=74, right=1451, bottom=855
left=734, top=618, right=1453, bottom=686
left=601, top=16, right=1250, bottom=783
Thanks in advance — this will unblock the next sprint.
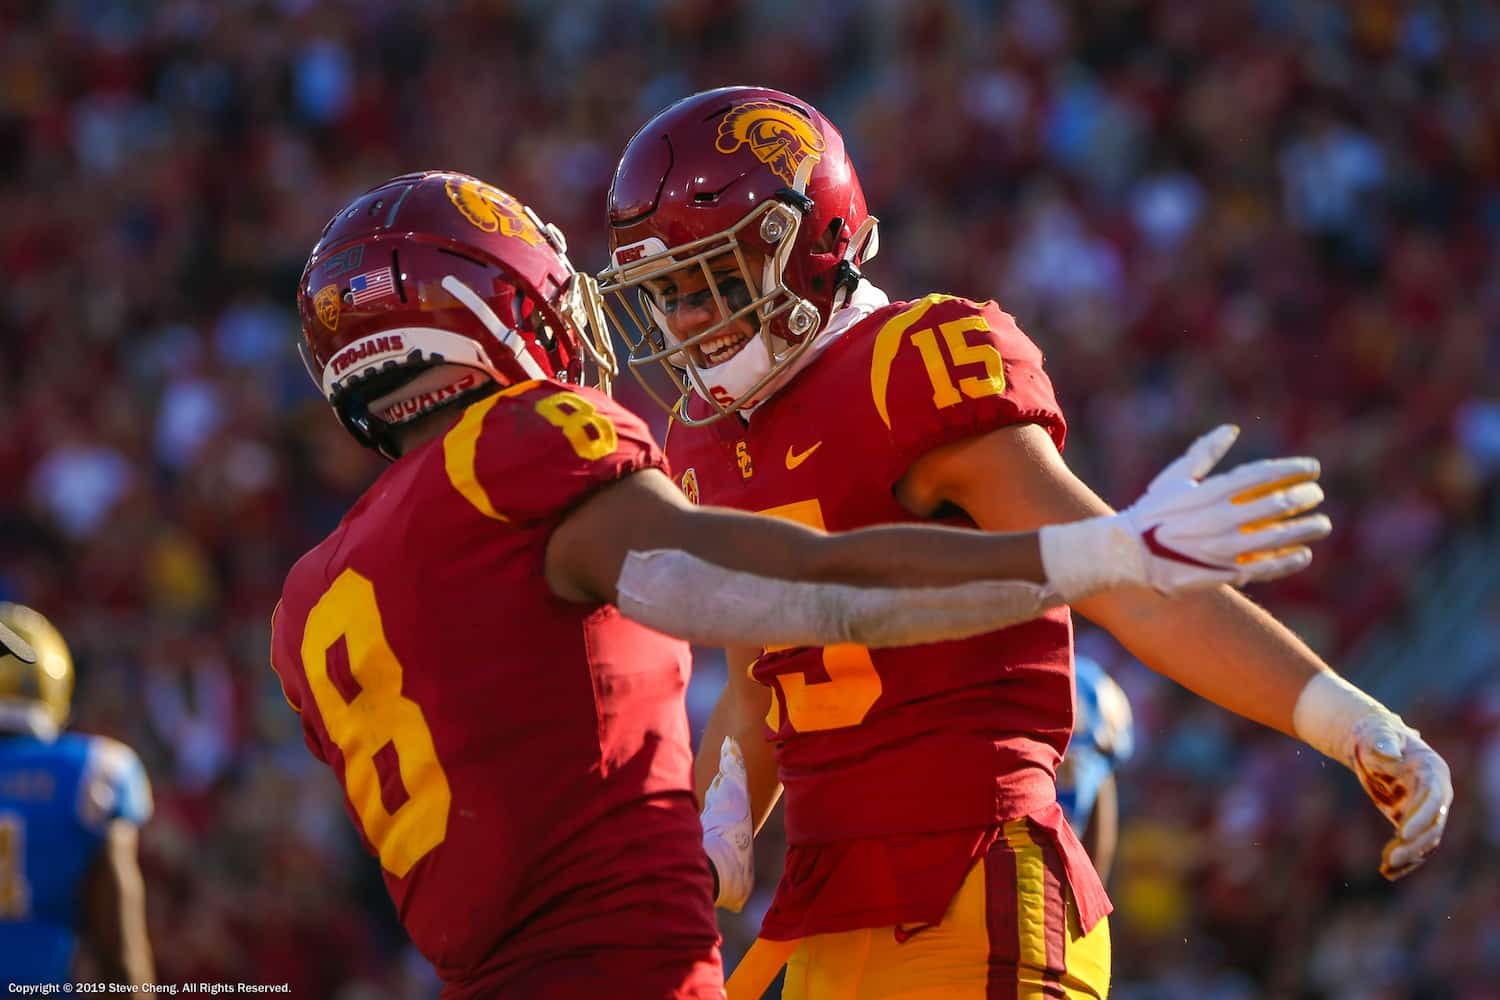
left=529, top=312, right=558, bottom=351
left=816, top=218, right=844, bottom=255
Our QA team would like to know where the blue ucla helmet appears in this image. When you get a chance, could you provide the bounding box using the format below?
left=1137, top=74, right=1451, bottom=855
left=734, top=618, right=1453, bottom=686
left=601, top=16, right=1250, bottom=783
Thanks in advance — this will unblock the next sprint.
left=0, top=604, right=73, bottom=741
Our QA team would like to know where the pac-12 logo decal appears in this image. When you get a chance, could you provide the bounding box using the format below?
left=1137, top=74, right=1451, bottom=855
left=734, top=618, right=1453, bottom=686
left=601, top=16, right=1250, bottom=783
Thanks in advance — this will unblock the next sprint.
left=679, top=468, right=700, bottom=505
left=715, top=102, right=826, bottom=185
left=444, top=177, right=545, bottom=246
left=314, top=284, right=341, bottom=331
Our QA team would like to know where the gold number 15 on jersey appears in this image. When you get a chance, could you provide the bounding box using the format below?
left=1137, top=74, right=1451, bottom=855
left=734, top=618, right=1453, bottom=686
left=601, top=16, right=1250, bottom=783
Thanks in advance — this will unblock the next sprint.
left=871, top=294, right=1006, bottom=429
left=756, top=498, right=882, bottom=733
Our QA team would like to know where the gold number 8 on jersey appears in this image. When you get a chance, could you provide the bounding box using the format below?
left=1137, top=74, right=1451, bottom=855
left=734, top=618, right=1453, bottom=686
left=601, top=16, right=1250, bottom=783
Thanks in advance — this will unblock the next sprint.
left=536, top=391, right=618, bottom=461
left=302, top=570, right=452, bottom=877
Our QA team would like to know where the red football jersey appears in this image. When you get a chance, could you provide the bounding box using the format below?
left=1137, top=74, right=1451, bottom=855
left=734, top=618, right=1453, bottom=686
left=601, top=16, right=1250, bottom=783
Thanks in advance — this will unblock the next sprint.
left=667, top=294, right=1108, bottom=939
left=271, top=381, right=722, bottom=999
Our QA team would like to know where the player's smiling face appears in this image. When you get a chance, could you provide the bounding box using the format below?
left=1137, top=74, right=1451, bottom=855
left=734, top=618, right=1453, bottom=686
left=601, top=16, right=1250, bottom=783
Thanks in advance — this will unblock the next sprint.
left=648, top=251, right=763, bottom=369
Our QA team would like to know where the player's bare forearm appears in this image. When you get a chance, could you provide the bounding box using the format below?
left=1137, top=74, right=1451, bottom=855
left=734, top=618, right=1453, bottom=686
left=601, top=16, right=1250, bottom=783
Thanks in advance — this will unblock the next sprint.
left=695, top=696, right=732, bottom=802
left=695, top=646, right=783, bottom=833
left=1075, top=584, right=1322, bottom=738
left=547, top=467, right=1046, bottom=604
left=677, top=514, right=1044, bottom=589
left=1083, top=774, right=1118, bottom=884
left=919, top=421, right=1324, bottom=736
left=924, top=422, right=1453, bottom=880
left=799, top=520, right=1045, bottom=586
left=82, top=821, right=154, bottom=985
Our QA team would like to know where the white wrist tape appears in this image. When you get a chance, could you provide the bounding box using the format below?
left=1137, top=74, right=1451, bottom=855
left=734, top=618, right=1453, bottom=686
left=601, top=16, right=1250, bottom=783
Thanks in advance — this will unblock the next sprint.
left=1292, top=670, right=1399, bottom=768
left=615, top=549, right=1063, bottom=649
left=1038, top=515, right=1145, bottom=603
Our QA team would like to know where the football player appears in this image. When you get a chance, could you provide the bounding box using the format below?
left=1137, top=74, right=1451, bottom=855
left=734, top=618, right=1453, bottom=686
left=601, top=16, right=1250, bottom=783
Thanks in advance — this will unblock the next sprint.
left=0, top=604, right=155, bottom=986
left=1057, top=657, right=1134, bottom=884
left=595, top=87, right=1454, bottom=999
left=275, top=170, right=1331, bottom=999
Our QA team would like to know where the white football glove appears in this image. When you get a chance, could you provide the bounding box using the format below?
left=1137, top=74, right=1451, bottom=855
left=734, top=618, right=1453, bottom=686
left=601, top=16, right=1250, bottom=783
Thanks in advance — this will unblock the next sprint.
left=700, top=736, right=754, bottom=911
left=1294, top=671, right=1453, bottom=880
left=1040, top=424, right=1332, bottom=602
left=1349, top=713, right=1453, bottom=879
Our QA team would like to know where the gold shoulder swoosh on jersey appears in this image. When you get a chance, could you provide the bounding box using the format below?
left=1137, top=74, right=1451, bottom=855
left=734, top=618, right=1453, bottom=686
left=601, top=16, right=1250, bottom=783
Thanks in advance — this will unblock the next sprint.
left=785, top=441, right=823, bottom=469
left=869, top=295, right=954, bottom=429
left=443, top=393, right=511, bottom=521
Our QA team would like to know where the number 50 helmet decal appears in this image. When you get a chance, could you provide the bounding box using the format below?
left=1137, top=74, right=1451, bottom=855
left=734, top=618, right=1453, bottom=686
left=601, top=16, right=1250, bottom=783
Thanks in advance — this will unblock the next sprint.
left=296, top=171, right=616, bottom=458
left=597, top=87, right=879, bottom=425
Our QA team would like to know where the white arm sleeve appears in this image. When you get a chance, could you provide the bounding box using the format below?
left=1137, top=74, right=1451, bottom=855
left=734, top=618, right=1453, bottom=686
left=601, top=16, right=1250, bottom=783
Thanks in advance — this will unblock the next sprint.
left=614, top=549, right=1061, bottom=649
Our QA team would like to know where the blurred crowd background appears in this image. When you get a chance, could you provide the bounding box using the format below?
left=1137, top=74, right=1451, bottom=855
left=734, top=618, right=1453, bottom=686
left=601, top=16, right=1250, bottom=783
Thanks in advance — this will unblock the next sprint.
left=3, top=0, right=1499, bottom=996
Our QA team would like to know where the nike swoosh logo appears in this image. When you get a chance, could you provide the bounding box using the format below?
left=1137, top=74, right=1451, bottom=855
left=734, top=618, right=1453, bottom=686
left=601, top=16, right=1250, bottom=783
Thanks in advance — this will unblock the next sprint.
left=893, top=921, right=935, bottom=944
left=785, top=441, right=822, bottom=470
left=1141, top=525, right=1225, bottom=570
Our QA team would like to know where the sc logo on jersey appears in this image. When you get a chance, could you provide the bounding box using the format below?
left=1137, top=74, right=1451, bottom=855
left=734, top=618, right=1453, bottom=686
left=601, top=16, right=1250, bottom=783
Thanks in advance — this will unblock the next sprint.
left=715, top=102, right=826, bottom=185
left=679, top=468, right=700, bottom=505
left=735, top=442, right=754, bottom=480
left=444, top=177, right=546, bottom=247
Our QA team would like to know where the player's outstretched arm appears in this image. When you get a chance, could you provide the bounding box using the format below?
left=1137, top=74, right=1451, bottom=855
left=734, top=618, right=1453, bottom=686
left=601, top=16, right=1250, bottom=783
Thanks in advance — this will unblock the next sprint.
left=905, top=421, right=1451, bottom=880
left=693, top=646, right=782, bottom=834
left=81, top=819, right=154, bottom=985
left=545, top=424, right=1329, bottom=651
left=1082, top=774, right=1119, bottom=884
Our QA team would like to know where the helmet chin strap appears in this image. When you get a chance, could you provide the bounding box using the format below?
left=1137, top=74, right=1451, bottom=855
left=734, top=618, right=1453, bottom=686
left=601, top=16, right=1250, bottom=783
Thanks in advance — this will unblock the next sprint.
left=440, top=275, right=547, bottom=381
left=830, top=215, right=880, bottom=313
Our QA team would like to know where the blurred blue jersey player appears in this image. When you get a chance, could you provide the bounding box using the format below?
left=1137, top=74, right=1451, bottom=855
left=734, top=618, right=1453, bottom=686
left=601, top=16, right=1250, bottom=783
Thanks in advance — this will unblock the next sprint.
left=1057, top=655, right=1135, bottom=882
left=0, top=604, right=154, bottom=986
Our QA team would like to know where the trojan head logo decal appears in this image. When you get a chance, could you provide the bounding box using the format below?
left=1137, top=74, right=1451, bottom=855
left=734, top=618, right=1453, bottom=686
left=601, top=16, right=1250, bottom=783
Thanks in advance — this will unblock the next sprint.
left=715, top=102, right=826, bottom=186
left=679, top=468, right=700, bottom=505
left=444, top=177, right=546, bottom=247
left=314, top=284, right=341, bottom=331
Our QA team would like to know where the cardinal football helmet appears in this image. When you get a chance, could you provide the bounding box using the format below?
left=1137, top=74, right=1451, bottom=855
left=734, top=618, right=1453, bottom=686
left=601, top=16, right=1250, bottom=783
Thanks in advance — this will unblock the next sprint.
left=597, top=87, right=879, bottom=424
left=297, top=171, right=615, bottom=458
left=0, top=604, right=73, bottom=742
